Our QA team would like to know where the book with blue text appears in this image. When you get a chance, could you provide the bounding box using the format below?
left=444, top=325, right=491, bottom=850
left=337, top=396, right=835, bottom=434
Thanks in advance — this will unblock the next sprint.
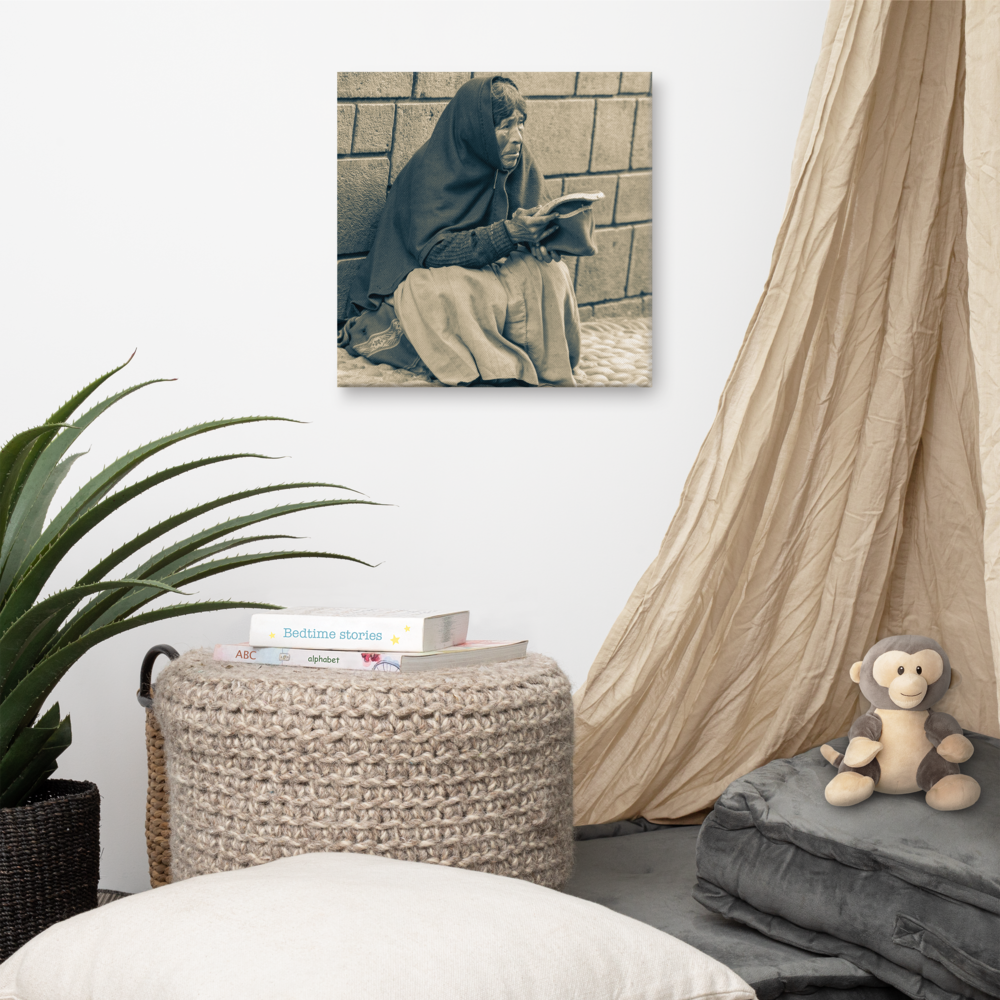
left=247, top=608, right=470, bottom=652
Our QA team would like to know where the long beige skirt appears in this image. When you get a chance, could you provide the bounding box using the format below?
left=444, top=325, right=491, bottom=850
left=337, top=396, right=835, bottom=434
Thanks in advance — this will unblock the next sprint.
left=393, top=250, right=581, bottom=386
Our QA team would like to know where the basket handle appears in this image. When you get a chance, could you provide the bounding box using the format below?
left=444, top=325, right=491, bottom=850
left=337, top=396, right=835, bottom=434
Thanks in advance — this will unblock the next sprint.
left=137, top=645, right=180, bottom=708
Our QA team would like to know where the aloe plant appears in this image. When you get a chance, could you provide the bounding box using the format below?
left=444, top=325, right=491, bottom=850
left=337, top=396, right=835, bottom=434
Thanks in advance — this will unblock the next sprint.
left=0, top=356, right=374, bottom=808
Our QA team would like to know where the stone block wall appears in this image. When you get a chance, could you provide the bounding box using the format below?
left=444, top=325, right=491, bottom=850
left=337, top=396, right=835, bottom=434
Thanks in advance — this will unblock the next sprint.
left=338, top=72, right=652, bottom=322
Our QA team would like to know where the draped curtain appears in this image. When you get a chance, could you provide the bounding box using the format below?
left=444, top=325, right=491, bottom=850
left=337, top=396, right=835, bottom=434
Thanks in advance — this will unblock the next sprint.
left=573, top=0, right=1000, bottom=827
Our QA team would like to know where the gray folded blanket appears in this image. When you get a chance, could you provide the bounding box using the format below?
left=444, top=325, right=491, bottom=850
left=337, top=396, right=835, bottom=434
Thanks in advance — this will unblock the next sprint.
left=694, top=733, right=999, bottom=1000
left=565, top=822, right=907, bottom=1000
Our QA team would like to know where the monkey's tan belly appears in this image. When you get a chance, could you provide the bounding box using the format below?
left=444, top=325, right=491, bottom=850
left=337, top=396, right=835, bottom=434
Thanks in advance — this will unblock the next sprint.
left=874, top=709, right=930, bottom=794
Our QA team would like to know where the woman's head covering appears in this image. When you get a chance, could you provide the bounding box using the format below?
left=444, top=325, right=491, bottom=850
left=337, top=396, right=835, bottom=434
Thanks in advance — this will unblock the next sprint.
left=347, top=75, right=547, bottom=313
left=490, top=76, right=527, bottom=126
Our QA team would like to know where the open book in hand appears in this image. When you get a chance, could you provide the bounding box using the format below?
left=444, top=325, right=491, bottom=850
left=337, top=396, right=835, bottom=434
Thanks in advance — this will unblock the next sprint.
left=537, top=191, right=605, bottom=257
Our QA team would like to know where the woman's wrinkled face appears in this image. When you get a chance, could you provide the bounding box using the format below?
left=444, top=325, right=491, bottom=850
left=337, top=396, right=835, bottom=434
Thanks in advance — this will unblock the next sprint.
left=495, top=112, right=525, bottom=171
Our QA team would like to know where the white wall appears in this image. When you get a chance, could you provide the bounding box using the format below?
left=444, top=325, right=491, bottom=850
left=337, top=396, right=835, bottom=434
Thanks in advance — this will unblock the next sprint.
left=0, top=1, right=828, bottom=893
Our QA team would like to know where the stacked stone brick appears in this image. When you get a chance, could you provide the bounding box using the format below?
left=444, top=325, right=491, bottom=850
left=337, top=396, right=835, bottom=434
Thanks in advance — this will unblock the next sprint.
left=338, top=72, right=652, bottom=322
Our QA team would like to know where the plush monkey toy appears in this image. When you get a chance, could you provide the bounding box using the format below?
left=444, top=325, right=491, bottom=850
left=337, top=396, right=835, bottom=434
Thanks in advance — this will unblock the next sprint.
left=821, top=635, right=980, bottom=811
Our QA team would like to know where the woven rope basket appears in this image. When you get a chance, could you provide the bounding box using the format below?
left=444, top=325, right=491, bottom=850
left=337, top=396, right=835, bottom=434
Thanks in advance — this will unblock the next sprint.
left=150, top=648, right=575, bottom=889
left=144, top=708, right=172, bottom=887
left=138, top=644, right=179, bottom=888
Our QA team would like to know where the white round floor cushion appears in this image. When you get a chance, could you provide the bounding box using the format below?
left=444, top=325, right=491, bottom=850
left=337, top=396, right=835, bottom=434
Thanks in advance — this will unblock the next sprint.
left=0, top=852, right=755, bottom=1000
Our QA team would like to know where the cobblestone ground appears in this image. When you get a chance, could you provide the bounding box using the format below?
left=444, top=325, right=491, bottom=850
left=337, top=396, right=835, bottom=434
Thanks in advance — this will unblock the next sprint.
left=336, top=318, right=653, bottom=388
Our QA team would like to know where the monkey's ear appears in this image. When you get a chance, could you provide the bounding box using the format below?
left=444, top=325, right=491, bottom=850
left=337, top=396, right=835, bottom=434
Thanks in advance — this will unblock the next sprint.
left=949, top=668, right=961, bottom=690
left=850, top=661, right=863, bottom=683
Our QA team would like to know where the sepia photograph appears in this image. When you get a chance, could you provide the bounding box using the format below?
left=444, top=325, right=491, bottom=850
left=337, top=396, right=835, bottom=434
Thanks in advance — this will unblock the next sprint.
left=9, top=4, right=996, bottom=999
left=337, top=72, right=652, bottom=387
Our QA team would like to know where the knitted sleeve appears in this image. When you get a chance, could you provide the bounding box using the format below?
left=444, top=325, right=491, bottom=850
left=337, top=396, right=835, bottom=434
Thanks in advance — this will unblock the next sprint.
left=425, top=220, right=517, bottom=268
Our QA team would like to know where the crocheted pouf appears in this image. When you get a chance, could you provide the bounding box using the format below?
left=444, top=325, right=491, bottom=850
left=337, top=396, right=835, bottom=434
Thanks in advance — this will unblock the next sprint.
left=154, top=649, right=574, bottom=888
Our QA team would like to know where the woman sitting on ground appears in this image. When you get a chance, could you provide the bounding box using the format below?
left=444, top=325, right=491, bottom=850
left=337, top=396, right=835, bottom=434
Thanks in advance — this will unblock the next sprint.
left=340, top=75, right=581, bottom=387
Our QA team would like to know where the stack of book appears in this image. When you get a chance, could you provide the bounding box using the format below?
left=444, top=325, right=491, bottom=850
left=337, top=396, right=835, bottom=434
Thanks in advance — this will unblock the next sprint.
left=214, top=608, right=528, bottom=673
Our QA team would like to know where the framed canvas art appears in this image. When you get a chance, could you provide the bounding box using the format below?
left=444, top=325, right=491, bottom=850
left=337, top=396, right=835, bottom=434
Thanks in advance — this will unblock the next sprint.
left=337, top=72, right=652, bottom=387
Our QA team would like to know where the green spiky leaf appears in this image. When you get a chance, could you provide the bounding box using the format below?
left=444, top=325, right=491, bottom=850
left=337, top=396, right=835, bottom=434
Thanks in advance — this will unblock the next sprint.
left=0, top=351, right=137, bottom=540
left=77, top=483, right=364, bottom=587
left=0, top=711, right=72, bottom=808
left=76, top=549, right=370, bottom=636
left=54, top=498, right=376, bottom=649
left=0, top=577, right=186, bottom=697
left=1, top=600, right=281, bottom=756
left=0, top=377, right=175, bottom=594
left=0, top=358, right=375, bottom=806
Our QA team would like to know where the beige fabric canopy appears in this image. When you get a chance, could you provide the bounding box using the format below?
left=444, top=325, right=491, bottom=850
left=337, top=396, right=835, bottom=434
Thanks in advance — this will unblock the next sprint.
left=573, top=0, right=1000, bottom=827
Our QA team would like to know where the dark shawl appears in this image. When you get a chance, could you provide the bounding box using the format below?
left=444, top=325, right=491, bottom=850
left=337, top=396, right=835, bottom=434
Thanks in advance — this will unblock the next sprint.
left=347, top=75, right=547, bottom=314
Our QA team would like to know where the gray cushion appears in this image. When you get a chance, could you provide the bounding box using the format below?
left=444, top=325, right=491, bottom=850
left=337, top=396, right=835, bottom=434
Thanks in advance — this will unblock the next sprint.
left=564, top=823, right=905, bottom=1000
left=694, top=733, right=1000, bottom=1000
